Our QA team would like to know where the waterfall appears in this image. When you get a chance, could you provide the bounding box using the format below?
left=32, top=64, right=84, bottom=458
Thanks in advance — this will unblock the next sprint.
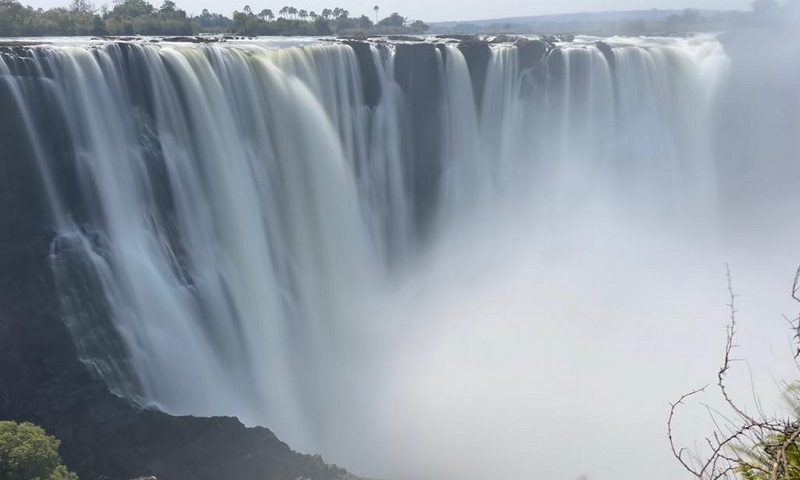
left=2, top=42, right=385, bottom=445
left=5, top=34, right=796, bottom=480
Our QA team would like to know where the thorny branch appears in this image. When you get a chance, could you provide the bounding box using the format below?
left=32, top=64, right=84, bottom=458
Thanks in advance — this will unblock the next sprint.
left=791, top=265, right=800, bottom=361
left=668, top=264, right=800, bottom=480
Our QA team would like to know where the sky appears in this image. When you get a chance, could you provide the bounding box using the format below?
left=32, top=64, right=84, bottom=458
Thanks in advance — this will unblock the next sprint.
left=23, top=0, right=755, bottom=22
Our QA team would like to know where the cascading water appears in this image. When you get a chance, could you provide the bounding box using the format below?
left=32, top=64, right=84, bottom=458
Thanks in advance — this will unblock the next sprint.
left=1, top=33, right=799, bottom=480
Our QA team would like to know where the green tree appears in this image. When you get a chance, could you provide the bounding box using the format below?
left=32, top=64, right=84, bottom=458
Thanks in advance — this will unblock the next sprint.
left=258, top=8, right=272, bottom=20
left=68, top=0, right=94, bottom=13
left=158, top=0, right=174, bottom=14
left=356, top=14, right=372, bottom=29
left=737, top=433, right=800, bottom=480
left=0, top=421, right=79, bottom=480
left=377, top=11, right=404, bottom=27
left=108, top=0, right=154, bottom=18
left=730, top=384, right=800, bottom=480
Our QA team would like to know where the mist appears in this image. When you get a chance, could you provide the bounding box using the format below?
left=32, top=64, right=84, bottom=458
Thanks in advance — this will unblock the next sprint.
left=2, top=4, right=799, bottom=480
left=293, top=23, right=800, bottom=480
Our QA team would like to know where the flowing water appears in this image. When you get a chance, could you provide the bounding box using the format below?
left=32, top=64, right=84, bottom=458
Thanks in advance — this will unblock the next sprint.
left=1, top=33, right=799, bottom=479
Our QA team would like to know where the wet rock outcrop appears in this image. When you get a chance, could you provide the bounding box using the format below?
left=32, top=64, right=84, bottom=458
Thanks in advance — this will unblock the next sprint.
left=457, top=38, right=491, bottom=106
left=343, top=40, right=382, bottom=107
left=393, top=42, right=444, bottom=235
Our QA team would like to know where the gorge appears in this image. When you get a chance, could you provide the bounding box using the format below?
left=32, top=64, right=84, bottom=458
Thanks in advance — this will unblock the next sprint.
left=1, top=31, right=799, bottom=480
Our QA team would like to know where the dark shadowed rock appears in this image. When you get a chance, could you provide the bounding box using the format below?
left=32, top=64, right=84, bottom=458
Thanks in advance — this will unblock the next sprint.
left=457, top=38, right=491, bottom=108
left=344, top=40, right=382, bottom=107
left=338, top=34, right=368, bottom=41
left=516, top=39, right=551, bottom=71
left=488, top=34, right=522, bottom=43
left=435, top=34, right=479, bottom=41
left=385, top=35, right=424, bottom=42
left=540, top=33, right=575, bottom=43
left=393, top=43, right=443, bottom=236
left=161, top=36, right=219, bottom=43
left=595, top=41, right=616, bottom=70
left=547, top=47, right=566, bottom=84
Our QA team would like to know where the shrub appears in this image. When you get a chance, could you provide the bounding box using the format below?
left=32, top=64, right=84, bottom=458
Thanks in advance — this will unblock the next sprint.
left=0, top=421, right=78, bottom=480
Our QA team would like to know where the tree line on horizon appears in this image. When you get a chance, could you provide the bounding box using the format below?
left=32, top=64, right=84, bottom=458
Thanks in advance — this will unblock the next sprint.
left=432, top=0, right=799, bottom=35
left=0, top=0, right=429, bottom=37
left=230, top=6, right=428, bottom=36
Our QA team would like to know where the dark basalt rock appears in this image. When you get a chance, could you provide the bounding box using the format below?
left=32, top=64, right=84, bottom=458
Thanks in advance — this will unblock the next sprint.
left=595, top=41, right=616, bottom=70
left=516, top=39, right=553, bottom=95
left=161, top=36, right=220, bottom=43
left=516, top=39, right=551, bottom=71
left=435, top=34, right=479, bottom=41
left=393, top=43, right=443, bottom=236
left=344, top=40, right=382, bottom=107
left=0, top=41, right=52, bottom=49
left=91, top=35, right=141, bottom=41
left=385, top=35, right=424, bottom=42
left=338, top=34, right=368, bottom=41
left=488, top=34, right=522, bottom=43
left=457, top=38, right=491, bottom=108
left=540, top=33, right=575, bottom=43
left=546, top=47, right=566, bottom=85
left=0, top=51, right=352, bottom=480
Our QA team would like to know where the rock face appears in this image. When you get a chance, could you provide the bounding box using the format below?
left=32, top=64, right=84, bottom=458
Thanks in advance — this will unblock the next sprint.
left=457, top=39, right=491, bottom=107
left=516, top=39, right=551, bottom=71
left=343, top=41, right=381, bottom=108
left=0, top=69, right=349, bottom=480
left=595, top=41, right=616, bottom=70
left=393, top=43, right=444, bottom=237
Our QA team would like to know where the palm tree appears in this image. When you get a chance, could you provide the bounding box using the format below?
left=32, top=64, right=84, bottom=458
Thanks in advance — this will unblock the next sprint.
left=258, top=8, right=273, bottom=20
left=279, top=6, right=289, bottom=18
left=309, top=10, right=317, bottom=20
left=321, top=8, right=331, bottom=19
left=298, top=9, right=308, bottom=20
left=288, top=6, right=297, bottom=18
left=373, top=5, right=379, bottom=23
left=243, top=4, right=252, bottom=15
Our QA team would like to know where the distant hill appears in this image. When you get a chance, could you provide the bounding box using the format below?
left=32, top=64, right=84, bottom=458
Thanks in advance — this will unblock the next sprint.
left=429, top=9, right=748, bottom=35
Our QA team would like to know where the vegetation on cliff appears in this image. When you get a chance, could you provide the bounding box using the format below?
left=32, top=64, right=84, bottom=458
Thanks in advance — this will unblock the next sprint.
left=0, top=421, right=79, bottom=480
left=230, top=8, right=428, bottom=36
left=0, top=0, right=428, bottom=37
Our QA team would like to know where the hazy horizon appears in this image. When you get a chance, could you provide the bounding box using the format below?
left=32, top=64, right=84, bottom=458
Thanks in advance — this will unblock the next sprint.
left=16, top=0, right=754, bottom=23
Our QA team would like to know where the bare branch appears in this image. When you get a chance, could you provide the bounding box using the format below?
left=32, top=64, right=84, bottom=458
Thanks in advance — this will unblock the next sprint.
left=669, top=386, right=708, bottom=477
left=719, top=264, right=758, bottom=425
left=668, top=264, right=800, bottom=480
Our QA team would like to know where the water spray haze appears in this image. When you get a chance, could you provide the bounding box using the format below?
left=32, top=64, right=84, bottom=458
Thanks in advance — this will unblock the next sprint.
left=1, top=23, right=799, bottom=480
